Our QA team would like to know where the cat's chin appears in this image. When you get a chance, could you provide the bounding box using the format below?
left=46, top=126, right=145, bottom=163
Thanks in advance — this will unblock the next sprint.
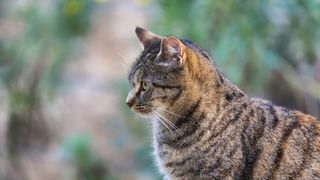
left=134, top=112, right=153, bottom=119
left=132, top=109, right=153, bottom=118
left=137, top=113, right=153, bottom=119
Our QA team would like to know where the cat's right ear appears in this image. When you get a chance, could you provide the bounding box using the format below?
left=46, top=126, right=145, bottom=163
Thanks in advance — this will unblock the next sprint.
left=156, top=36, right=185, bottom=67
left=135, top=27, right=162, bottom=50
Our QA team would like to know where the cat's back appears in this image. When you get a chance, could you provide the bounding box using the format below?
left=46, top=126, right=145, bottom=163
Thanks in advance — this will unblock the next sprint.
left=250, top=97, right=320, bottom=179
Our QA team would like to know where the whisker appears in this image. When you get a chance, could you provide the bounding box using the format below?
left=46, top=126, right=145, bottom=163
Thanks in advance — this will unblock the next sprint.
left=158, top=108, right=186, bottom=118
left=153, top=111, right=177, bottom=129
left=152, top=112, right=173, bottom=134
left=153, top=111, right=183, bottom=136
left=117, top=53, right=131, bottom=64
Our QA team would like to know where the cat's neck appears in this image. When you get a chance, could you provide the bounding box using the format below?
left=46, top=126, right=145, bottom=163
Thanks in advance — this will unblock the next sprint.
left=152, top=50, right=247, bottom=139
left=152, top=75, right=246, bottom=140
left=152, top=94, right=211, bottom=141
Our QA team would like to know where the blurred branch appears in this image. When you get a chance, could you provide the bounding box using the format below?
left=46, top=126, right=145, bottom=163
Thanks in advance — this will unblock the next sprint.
left=6, top=55, right=51, bottom=158
left=283, top=73, right=320, bottom=100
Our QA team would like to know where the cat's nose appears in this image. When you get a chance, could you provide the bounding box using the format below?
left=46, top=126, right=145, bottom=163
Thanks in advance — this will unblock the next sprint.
left=126, top=99, right=134, bottom=108
left=126, top=92, right=135, bottom=108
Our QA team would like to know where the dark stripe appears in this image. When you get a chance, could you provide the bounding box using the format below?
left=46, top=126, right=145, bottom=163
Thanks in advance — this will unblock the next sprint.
left=294, top=123, right=316, bottom=178
left=270, top=119, right=300, bottom=178
left=208, top=142, right=230, bottom=167
left=212, top=70, right=224, bottom=88
left=201, top=106, right=247, bottom=162
left=207, top=159, right=221, bottom=174
left=206, top=106, right=245, bottom=144
left=202, top=137, right=219, bottom=155
left=236, top=108, right=257, bottom=179
left=200, top=49, right=211, bottom=60
left=152, top=83, right=181, bottom=89
left=165, top=157, right=191, bottom=167
left=175, top=98, right=202, bottom=128
left=217, top=71, right=224, bottom=84
left=203, top=144, right=239, bottom=179
left=270, top=106, right=279, bottom=129
left=201, top=117, right=240, bottom=155
left=158, top=149, right=167, bottom=158
left=225, top=91, right=245, bottom=102
left=179, top=118, right=208, bottom=149
left=129, top=43, right=160, bottom=80
left=225, top=93, right=234, bottom=101
left=162, top=113, right=206, bottom=149
left=221, top=148, right=241, bottom=179
left=148, top=95, right=167, bottom=101
left=250, top=107, right=269, bottom=172
left=271, top=149, right=284, bottom=177
left=174, top=171, right=189, bottom=178
left=170, top=88, right=182, bottom=105
left=253, top=110, right=267, bottom=146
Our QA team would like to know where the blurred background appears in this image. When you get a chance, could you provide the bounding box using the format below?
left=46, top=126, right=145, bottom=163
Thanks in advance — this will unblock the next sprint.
left=0, top=0, right=319, bottom=179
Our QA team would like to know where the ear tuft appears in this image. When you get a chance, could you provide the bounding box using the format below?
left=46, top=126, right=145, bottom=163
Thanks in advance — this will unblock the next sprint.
left=135, top=27, right=162, bottom=50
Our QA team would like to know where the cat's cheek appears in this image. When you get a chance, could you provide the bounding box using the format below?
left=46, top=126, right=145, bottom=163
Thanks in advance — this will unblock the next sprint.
left=154, top=102, right=169, bottom=112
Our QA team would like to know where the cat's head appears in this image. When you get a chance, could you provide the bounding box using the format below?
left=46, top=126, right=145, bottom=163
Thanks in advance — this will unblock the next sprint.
left=126, top=27, right=220, bottom=117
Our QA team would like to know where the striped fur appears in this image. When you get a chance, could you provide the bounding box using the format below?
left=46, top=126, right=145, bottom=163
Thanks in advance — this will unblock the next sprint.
left=127, top=27, right=320, bottom=180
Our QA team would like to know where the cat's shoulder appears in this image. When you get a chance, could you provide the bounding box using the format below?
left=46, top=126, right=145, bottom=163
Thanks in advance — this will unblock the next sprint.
left=249, top=97, right=273, bottom=110
left=250, top=97, right=320, bottom=127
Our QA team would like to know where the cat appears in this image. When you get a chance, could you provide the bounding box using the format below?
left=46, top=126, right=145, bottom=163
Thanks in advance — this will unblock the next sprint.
left=126, top=27, right=320, bottom=180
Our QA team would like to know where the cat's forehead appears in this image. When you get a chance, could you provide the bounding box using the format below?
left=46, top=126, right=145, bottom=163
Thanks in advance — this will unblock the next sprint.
left=129, top=43, right=160, bottom=81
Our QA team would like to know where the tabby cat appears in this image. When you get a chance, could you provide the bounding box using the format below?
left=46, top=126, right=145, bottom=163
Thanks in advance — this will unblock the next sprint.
left=126, top=27, right=320, bottom=180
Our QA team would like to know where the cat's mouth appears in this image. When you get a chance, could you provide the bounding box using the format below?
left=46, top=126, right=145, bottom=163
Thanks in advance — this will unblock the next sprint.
left=131, top=105, right=153, bottom=116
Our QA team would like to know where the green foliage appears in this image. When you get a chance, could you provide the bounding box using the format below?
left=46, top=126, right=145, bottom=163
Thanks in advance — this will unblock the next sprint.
left=0, top=0, right=98, bottom=175
left=0, top=0, right=96, bottom=90
left=155, top=0, right=320, bottom=96
left=63, top=134, right=110, bottom=180
left=56, top=0, right=95, bottom=37
left=9, top=90, right=35, bottom=113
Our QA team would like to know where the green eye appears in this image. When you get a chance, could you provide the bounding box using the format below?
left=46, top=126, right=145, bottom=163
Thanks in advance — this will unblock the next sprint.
left=141, top=81, right=151, bottom=91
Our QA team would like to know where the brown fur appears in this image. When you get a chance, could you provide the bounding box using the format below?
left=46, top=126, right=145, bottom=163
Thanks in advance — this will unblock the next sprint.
left=127, top=27, right=320, bottom=180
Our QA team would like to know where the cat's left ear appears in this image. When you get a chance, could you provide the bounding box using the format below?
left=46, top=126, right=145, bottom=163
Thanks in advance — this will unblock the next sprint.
left=157, top=36, right=185, bottom=67
left=135, top=27, right=162, bottom=50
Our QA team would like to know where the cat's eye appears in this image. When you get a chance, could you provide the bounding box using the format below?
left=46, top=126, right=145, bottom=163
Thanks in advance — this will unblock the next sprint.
left=141, top=81, right=151, bottom=91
